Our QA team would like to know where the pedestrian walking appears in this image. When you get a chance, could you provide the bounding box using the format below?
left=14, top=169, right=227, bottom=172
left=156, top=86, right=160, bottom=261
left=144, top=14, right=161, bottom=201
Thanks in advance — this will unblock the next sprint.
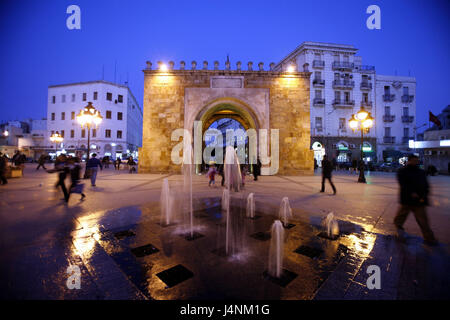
left=68, top=157, right=86, bottom=201
left=0, top=152, right=8, bottom=185
left=253, top=159, right=261, bottom=181
left=351, top=159, right=358, bottom=174
left=49, top=154, right=69, bottom=202
left=115, top=158, right=121, bottom=170
left=36, top=154, right=47, bottom=170
left=394, top=155, right=438, bottom=246
left=86, top=153, right=103, bottom=186
left=127, top=156, right=136, bottom=173
left=217, top=164, right=224, bottom=187
left=207, top=164, right=217, bottom=187
left=241, top=164, right=246, bottom=187
left=320, top=155, right=336, bottom=194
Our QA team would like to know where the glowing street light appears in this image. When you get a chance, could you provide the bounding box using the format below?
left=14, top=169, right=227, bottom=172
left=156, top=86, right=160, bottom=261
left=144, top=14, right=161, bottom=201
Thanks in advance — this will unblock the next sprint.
left=287, top=65, right=295, bottom=73
left=3, top=130, right=9, bottom=137
left=348, top=107, right=374, bottom=183
left=159, top=63, right=168, bottom=72
left=77, top=102, right=102, bottom=177
left=50, top=131, right=64, bottom=155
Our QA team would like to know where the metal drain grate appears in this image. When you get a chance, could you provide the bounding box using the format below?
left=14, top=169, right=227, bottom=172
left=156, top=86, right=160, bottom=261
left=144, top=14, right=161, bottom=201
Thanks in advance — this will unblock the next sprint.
left=131, top=244, right=160, bottom=258
left=283, top=223, right=296, bottom=229
left=294, top=245, right=324, bottom=259
left=180, top=232, right=205, bottom=241
left=250, top=231, right=271, bottom=241
left=114, top=230, right=136, bottom=240
left=263, top=269, right=298, bottom=287
left=317, top=231, right=339, bottom=240
left=156, top=264, right=194, bottom=288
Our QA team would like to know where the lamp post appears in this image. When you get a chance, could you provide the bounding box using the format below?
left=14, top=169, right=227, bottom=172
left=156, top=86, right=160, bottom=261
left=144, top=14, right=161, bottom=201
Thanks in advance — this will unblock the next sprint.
left=349, top=107, right=374, bottom=183
left=77, top=102, right=102, bottom=178
left=49, top=131, right=63, bottom=158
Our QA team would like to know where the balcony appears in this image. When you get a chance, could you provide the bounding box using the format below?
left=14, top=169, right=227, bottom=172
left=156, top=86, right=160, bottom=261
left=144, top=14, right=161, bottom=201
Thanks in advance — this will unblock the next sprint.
left=313, top=78, right=325, bottom=87
left=313, top=98, right=325, bottom=106
left=383, top=136, right=395, bottom=144
left=401, top=95, right=414, bottom=103
left=360, top=100, right=373, bottom=109
left=360, top=82, right=372, bottom=90
left=332, top=61, right=354, bottom=71
left=383, top=94, right=395, bottom=102
left=332, top=99, right=355, bottom=108
left=402, top=136, right=414, bottom=144
left=312, top=60, right=325, bottom=68
left=333, top=79, right=355, bottom=89
left=359, top=65, right=375, bottom=72
left=383, top=115, right=395, bottom=122
left=402, top=115, right=414, bottom=123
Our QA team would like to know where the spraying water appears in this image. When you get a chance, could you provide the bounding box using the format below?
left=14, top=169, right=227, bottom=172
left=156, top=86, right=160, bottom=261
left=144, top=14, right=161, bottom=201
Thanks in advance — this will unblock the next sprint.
left=246, top=193, right=255, bottom=218
left=160, top=178, right=172, bottom=226
left=183, top=144, right=194, bottom=237
left=278, top=197, right=292, bottom=227
left=224, top=146, right=242, bottom=192
left=268, top=220, right=285, bottom=278
left=324, top=212, right=339, bottom=238
left=222, top=189, right=230, bottom=212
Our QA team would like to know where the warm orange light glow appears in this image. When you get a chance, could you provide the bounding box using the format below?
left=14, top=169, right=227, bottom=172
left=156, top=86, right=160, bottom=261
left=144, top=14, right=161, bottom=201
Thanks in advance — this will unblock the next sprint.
left=160, top=63, right=168, bottom=71
left=77, top=102, right=103, bottom=128
left=287, top=65, right=295, bottom=73
left=356, top=109, right=368, bottom=121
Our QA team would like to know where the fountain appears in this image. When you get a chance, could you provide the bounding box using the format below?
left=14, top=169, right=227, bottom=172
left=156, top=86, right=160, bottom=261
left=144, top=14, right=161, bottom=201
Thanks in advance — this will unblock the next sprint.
left=224, top=146, right=242, bottom=192
left=324, top=212, right=339, bottom=239
left=246, top=193, right=255, bottom=218
left=268, top=220, right=285, bottom=278
left=160, top=178, right=173, bottom=226
left=183, top=143, right=194, bottom=238
left=278, top=197, right=292, bottom=227
left=222, top=189, right=230, bottom=212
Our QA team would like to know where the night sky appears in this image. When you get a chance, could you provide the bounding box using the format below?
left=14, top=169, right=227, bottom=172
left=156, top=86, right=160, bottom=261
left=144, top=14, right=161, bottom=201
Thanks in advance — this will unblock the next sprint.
left=1, top=0, right=449, bottom=133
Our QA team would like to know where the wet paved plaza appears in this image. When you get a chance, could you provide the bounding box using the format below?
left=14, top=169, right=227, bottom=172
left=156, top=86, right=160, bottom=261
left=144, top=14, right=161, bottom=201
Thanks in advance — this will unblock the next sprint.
left=1, top=164, right=449, bottom=300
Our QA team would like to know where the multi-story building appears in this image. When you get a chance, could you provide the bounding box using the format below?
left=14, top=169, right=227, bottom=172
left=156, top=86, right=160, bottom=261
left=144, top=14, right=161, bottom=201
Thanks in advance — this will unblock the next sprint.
left=375, top=75, right=416, bottom=161
left=47, top=80, right=143, bottom=160
left=276, top=41, right=415, bottom=165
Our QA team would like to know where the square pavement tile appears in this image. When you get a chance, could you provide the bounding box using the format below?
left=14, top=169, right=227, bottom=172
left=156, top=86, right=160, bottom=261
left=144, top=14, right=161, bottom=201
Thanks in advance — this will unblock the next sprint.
left=294, top=245, right=324, bottom=259
left=263, top=269, right=298, bottom=287
left=250, top=231, right=271, bottom=241
left=131, top=244, right=160, bottom=258
left=317, top=231, right=339, bottom=241
left=156, top=264, right=194, bottom=288
left=180, top=232, right=205, bottom=241
left=114, top=230, right=136, bottom=240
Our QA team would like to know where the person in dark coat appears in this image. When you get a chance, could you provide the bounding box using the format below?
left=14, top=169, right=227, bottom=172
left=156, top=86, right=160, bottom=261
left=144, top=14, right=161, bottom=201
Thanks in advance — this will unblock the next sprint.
left=51, top=154, right=70, bottom=202
left=68, top=157, right=85, bottom=201
left=0, top=152, right=8, bottom=185
left=253, top=159, right=261, bottom=181
left=36, top=154, right=47, bottom=170
left=217, top=164, right=225, bottom=187
left=394, top=155, right=437, bottom=245
left=86, top=153, right=102, bottom=186
left=320, top=155, right=336, bottom=194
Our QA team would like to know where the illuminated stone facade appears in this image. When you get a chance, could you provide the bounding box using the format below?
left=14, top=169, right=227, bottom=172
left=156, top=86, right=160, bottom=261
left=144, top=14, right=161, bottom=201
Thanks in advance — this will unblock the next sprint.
left=138, top=61, right=314, bottom=175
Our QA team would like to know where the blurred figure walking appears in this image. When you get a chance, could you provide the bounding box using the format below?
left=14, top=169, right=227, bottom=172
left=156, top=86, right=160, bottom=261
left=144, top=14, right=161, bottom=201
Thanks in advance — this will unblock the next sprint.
left=86, top=153, right=102, bottom=186
left=320, top=155, right=336, bottom=195
left=36, top=154, right=47, bottom=170
left=0, top=152, right=8, bottom=185
left=394, top=155, right=437, bottom=246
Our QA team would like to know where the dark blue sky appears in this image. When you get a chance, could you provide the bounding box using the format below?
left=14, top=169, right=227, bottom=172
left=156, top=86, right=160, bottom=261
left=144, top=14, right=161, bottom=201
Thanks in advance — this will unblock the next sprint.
left=1, top=0, right=449, bottom=132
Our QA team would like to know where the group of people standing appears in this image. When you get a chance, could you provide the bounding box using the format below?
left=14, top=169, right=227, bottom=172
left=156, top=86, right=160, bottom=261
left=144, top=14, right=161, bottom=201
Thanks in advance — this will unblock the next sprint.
left=206, top=160, right=262, bottom=188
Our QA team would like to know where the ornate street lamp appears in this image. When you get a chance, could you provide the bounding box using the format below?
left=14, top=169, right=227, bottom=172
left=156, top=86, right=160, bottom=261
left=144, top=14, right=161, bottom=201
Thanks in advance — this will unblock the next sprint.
left=50, top=131, right=63, bottom=157
left=77, top=102, right=102, bottom=177
left=349, top=107, right=374, bottom=183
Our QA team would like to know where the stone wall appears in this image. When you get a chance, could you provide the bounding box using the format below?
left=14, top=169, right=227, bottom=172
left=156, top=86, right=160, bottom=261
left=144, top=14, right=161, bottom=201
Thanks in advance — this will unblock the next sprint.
left=139, top=65, right=314, bottom=175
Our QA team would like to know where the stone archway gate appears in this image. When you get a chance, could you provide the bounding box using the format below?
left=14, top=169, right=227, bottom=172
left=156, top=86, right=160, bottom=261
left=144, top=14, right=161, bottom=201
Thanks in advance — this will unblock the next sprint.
left=138, top=61, right=314, bottom=175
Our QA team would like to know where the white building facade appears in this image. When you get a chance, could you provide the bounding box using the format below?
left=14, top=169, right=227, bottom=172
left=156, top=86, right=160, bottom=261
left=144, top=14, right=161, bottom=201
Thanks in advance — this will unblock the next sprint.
left=276, top=41, right=415, bottom=164
left=47, top=80, right=143, bottom=160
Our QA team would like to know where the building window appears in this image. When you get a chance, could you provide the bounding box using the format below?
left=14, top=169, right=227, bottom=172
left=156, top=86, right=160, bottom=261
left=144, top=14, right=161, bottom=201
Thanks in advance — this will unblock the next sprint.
left=403, top=86, right=409, bottom=95
left=71, top=94, right=75, bottom=102
left=362, top=92, right=368, bottom=103
left=385, top=127, right=391, bottom=137
left=105, top=129, right=111, bottom=138
left=61, top=130, right=65, bottom=138
left=92, top=129, right=96, bottom=138
left=117, top=130, right=122, bottom=139
left=344, top=91, right=350, bottom=102
left=82, top=93, right=86, bottom=101
left=118, top=95, right=123, bottom=103
left=51, top=113, right=55, bottom=121
left=384, top=86, right=390, bottom=94
left=339, top=118, right=346, bottom=130
left=315, top=117, right=323, bottom=131
left=403, top=107, right=409, bottom=116
left=106, top=92, right=112, bottom=101
left=106, top=110, right=112, bottom=119
left=385, top=106, right=391, bottom=115
left=81, top=129, right=85, bottom=138
left=61, top=112, right=65, bottom=120
left=403, top=127, right=409, bottom=137
left=62, top=95, right=66, bottom=103
left=314, top=90, right=322, bottom=99
left=71, top=111, right=75, bottom=120
left=335, top=91, right=341, bottom=100
left=52, top=96, right=56, bottom=104
left=70, top=130, right=74, bottom=138
left=93, top=92, right=98, bottom=100
left=117, top=112, right=123, bottom=120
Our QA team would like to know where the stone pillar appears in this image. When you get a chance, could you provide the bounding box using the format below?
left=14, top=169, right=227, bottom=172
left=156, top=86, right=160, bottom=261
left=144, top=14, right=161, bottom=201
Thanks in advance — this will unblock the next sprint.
left=225, top=60, right=231, bottom=70
left=247, top=61, right=253, bottom=71
left=214, top=61, right=219, bottom=70
left=157, top=61, right=163, bottom=70
left=146, top=61, right=152, bottom=70
left=236, top=61, right=242, bottom=70
left=191, top=61, right=197, bottom=70
left=258, top=62, right=264, bottom=71
left=168, top=61, right=174, bottom=70
left=180, top=61, right=185, bottom=70
left=269, top=62, right=275, bottom=71
left=203, top=61, right=208, bottom=70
